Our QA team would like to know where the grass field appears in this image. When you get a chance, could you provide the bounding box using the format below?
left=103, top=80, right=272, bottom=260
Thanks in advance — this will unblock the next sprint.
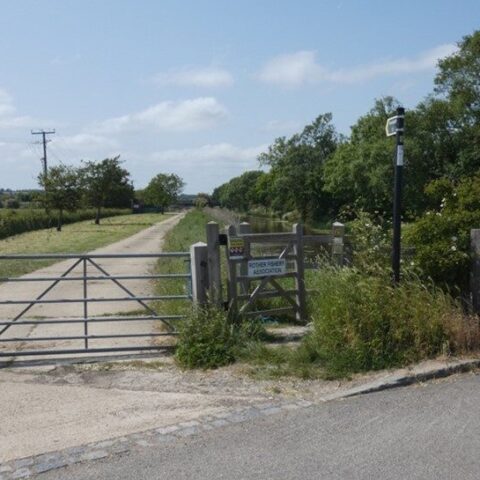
left=0, top=208, right=130, bottom=240
left=0, top=213, right=166, bottom=279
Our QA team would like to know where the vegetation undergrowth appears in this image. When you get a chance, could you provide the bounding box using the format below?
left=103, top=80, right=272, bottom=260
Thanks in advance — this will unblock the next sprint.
left=241, top=265, right=480, bottom=380
left=175, top=306, right=267, bottom=369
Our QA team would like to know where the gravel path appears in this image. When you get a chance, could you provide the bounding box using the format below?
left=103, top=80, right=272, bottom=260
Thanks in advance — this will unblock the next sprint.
left=0, top=213, right=185, bottom=359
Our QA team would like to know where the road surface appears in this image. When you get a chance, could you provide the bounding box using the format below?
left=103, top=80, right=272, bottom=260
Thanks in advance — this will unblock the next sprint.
left=38, top=372, right=480, bottom=480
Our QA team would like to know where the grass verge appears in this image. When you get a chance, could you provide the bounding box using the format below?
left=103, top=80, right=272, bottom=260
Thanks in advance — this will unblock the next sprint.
left=0, top=213, right=166, bottom=278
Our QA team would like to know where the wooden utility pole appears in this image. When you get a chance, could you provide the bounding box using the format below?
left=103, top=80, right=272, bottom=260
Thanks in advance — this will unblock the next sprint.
left=31, top=129, right=55, bottom=177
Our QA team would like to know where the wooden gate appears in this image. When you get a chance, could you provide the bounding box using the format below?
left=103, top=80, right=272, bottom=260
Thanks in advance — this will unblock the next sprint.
left=225, top=223, right=307, bottom=322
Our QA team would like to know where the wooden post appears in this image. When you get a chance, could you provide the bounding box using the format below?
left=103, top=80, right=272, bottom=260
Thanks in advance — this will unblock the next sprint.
left=332, top=221, right=345, bottom=267
left=471, top=229, right=480, bottom=313
left=206, top=221, right=222, bottom=306
left=226, top=224, right=238, bottom=317
left=239, top=222, right=251, bottom=295
left=190, top=242, right=208, bottom=305
left=293, top=223, right=307, bottom=323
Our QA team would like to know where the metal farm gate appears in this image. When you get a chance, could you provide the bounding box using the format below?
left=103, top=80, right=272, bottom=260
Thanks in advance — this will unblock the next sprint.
left=0, top=252, right=192, bottom=358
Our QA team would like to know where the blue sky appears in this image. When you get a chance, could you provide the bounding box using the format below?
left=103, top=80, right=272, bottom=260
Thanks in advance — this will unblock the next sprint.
left=0, top=0, right=478, bottom=193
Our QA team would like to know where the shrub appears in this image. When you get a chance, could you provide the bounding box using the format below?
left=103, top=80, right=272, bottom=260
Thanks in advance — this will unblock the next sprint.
left=405, top=173, right=480, bottom=293
left=5, top=199, right=20, bottom=209
left=175, top=306, right=267, bottom=369
left=175, top=307, right=239, bottom=369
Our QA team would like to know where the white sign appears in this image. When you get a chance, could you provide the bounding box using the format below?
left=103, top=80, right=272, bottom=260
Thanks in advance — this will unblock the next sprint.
left=396, top=144, right=404, bottom=166
left=386, top=116, right=398, bottom=136
left=386, top=115, right=404, bottom=137
left=248, top=259, right=286, bottom=278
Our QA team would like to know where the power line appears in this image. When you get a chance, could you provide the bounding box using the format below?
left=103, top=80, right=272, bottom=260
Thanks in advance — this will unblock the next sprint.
left=31, top=129, right=55, bottom=176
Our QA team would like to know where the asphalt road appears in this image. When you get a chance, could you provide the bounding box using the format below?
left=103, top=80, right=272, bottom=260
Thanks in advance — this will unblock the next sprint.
left=40, top=372, right=480, bottom=480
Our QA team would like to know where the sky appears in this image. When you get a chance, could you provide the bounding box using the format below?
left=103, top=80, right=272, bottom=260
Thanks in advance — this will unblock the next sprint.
left=0, top=0, right=478, bottom=194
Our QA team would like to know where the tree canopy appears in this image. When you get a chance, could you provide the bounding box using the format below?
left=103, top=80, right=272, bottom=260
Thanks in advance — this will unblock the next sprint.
left=143, top=173, right=185, bottom=211
left=80, top=156, right=134, bottom=224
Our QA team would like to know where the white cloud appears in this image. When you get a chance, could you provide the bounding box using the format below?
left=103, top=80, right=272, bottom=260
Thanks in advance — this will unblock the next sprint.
left=258, top=44, right=458, bottom=87
left=55, top=133, right=119, bottom=153
left=97, top=97, right=228, bottom=134
left=147, top=143, right=266, bottom=167
left=127, top=143, right=268, bottom=192
left=0, top=89, right=15, bottom=117
left=153, top=66, right=234, bottom=88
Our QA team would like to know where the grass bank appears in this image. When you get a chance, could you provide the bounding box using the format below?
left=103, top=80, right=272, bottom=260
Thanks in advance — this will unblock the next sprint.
left=0, top=213, right=166, bottom=278
left=153, top=209, right=211, bottom=320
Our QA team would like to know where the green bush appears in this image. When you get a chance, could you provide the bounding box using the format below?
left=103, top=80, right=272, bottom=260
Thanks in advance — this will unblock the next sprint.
left=175, top=307, right=239, bottom=369
left=175, top=305, right=267, bottom=369
left=305, top=266, right=477, bottom=377
left=405, top=174, right=480, bottom=293
left=0, top=208, right=130, bottom=240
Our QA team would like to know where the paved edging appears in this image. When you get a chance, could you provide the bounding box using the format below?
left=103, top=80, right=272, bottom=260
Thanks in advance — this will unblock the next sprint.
left=323, top=358, right=480, bottom=401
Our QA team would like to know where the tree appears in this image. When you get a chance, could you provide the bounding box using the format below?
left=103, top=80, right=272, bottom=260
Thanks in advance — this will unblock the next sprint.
left=38, top=165, right=81, bottom=231
left=143, top=173, right=185, bottom=211
left=259, top=114, right=338, bottom=221
left=323, top=98, right=399, bottom=216
left=80, top=156, right=134, bottom=224
left=194, top=192, right=211, bottom=209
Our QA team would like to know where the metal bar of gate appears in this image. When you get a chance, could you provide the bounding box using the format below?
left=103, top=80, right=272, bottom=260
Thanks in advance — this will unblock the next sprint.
left=0, top=346, right=174, bottom=358
left=0, top=295, right=189, bottom=305
left=0, top=316, right=184, bottom=326
left=0, top=253, right=189, bottom=259
left=0, top=333, right=176, bottom=342
left=0, top=274, right=191, bottom=282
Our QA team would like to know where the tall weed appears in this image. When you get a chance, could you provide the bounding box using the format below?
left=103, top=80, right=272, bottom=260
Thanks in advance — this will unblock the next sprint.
left=306, top=266, right=479, bottom=376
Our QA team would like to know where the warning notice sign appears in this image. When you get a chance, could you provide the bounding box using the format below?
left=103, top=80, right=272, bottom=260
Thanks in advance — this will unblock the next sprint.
left=228, top=237, right=245, bottom=259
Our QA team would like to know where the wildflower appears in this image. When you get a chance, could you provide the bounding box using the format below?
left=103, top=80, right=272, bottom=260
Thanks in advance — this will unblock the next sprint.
left=451, top=246, right=457, bottom=251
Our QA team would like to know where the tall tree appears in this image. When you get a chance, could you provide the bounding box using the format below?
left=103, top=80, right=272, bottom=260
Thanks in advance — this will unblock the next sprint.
left=80, top=156, right=134, bottom=224
left=143, top=173, right=185, bottom=211
left=259, top=114, right=338, bottom=221
left=38, top=165, right=81, bottom=231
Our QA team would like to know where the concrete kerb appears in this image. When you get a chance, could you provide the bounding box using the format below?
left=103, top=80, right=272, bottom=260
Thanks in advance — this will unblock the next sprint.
left=323, top=357, right=480, bottom=401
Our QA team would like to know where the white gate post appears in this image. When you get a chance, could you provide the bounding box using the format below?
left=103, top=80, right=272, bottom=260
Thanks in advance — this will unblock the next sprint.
left=190, top=241, right=209, bottom=305
left=332, top=221, right=345, bottom=267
